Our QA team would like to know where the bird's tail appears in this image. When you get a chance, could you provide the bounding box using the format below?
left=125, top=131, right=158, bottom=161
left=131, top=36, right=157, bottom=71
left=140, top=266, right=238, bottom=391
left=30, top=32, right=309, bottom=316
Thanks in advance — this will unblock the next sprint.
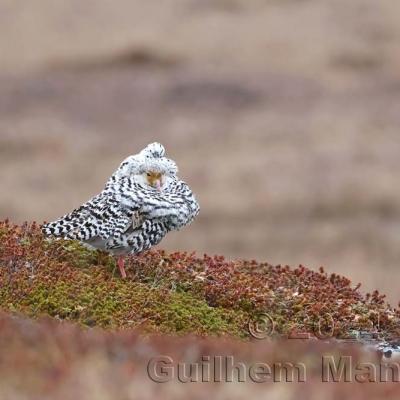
left=41, top=206, right=88, bottom=237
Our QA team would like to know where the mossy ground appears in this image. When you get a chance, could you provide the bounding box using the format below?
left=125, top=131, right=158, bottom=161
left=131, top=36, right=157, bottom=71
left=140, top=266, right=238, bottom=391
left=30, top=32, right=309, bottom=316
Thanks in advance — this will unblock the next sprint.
left=0, top=220, right=399, bottom=340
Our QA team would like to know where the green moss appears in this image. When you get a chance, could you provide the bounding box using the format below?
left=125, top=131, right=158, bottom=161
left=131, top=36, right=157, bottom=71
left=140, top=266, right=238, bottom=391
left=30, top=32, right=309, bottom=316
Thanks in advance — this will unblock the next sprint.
left=58, top=241, right=100, bottom=269
left=148, top=291, right=248, bottom=336
left=1, top=221, right=399, bottom=340
left=0, top=260, right=248, bottom=336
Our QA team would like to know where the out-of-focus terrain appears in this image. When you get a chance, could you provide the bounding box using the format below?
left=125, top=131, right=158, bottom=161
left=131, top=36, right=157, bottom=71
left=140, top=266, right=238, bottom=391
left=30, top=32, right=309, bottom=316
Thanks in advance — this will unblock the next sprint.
left=0, top=0, right=399, bottom=303
left=1, top=312, right=398, bottom=400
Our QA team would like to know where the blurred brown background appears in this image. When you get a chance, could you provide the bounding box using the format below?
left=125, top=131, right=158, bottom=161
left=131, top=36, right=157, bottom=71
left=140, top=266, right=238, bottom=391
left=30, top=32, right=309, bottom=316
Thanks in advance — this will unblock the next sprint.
left=0, top=0, right=399, bottom=303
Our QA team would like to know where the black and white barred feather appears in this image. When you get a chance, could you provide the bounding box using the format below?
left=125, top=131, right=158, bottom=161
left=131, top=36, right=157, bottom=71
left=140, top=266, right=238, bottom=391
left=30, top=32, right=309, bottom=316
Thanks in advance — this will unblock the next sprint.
left=42, top=143, right=199, bottom=255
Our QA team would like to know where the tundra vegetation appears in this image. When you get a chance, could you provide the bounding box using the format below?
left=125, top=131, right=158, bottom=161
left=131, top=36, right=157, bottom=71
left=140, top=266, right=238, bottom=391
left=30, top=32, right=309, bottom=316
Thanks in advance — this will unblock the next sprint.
left=0, top=220, right=399, bottom=398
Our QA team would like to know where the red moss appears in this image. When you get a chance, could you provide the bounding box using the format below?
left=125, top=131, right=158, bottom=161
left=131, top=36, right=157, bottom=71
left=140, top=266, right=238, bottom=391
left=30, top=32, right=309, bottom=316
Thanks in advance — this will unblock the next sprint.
left=0, top=220, right=399, bottom=340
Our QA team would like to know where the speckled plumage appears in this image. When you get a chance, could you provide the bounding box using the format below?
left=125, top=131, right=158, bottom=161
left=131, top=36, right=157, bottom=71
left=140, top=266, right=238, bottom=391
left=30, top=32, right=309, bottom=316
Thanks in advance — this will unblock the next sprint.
left=42, top=143, right=199, bottom=259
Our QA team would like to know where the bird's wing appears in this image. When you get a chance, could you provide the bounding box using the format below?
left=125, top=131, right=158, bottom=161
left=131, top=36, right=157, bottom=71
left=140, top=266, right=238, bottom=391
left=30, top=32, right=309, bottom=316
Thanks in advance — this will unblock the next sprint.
left=42, top=191, right=139, bottom=242
left=146, top=179, right=200, bottom=230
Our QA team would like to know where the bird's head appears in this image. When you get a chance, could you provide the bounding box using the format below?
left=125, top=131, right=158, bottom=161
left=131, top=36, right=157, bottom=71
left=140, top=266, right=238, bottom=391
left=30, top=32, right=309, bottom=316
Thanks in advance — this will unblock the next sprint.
left=111, top=142, right=178, bottom=190
left=138, top=157, right=178, bottom=191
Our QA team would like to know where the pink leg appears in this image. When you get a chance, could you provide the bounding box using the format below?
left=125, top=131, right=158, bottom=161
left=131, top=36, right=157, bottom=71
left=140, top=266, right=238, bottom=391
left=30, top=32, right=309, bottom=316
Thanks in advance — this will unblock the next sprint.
left=117, top=256, right=127, bottom=278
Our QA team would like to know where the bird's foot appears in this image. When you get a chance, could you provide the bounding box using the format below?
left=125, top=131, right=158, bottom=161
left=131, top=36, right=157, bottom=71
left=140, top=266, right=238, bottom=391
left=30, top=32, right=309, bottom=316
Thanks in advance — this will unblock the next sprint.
left=117, top=256, right=127, bottom=279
